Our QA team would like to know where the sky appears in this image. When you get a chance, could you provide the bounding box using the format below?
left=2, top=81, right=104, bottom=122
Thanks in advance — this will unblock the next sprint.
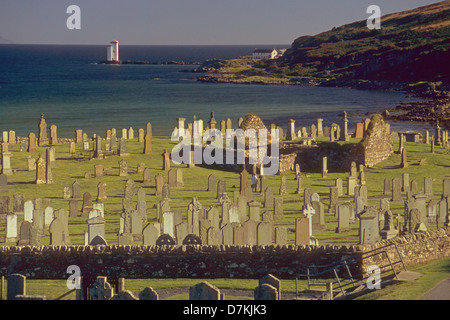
left=0, top=0, right=443, bottom=45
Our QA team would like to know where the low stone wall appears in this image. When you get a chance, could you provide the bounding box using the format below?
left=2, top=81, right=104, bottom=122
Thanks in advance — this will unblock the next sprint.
left=360, top=228, right=450, bottom=273
left=1, top=229, right=448, bottom=281
left=0, top=245, right=363, bottom=280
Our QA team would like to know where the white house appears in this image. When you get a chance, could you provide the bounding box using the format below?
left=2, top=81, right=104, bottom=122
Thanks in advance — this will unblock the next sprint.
left=252, top=49, right=278, bottom=60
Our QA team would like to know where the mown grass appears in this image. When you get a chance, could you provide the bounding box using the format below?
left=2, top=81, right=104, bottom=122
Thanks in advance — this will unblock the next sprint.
left=354, top=257, right=450, bottom=300
left=0, top=132, right=449, bottom=246
left=0, top=127, right=449, bottom=300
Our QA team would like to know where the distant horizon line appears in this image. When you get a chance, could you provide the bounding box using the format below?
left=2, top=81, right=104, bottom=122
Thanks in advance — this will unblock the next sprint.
left=0, top=42, right=292, bottom=47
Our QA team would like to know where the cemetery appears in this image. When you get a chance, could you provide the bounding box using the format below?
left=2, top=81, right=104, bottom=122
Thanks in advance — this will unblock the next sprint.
left=0, top=113, right=449, bottom=300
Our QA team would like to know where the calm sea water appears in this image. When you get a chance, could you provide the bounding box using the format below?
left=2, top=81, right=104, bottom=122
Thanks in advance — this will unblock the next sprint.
left=0, top=44, right=429, bottom=137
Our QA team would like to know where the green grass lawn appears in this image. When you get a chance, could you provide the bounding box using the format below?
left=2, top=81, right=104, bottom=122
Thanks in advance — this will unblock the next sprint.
left=0, top=134, right=449, bottom=246
left=0, top=132, right=449, bottom=300
left=354, top=257, right=450, bottom=300
left=20, top=276, right=329, bottom=300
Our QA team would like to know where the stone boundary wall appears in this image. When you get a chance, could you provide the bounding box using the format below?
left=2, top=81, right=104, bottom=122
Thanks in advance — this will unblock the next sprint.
left=0, top=229, right=448, bottom=280
left=360, top=228, right=450, bottom=273
left=0, top=245, right=363, bottom=280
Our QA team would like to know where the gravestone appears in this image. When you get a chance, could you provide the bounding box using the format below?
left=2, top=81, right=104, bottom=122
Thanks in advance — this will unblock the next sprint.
left=402, top=173, right=410, bottom=193
left=143, top=168, right=151, bottom=183
left=329, top=187, right=339, bottom=214
left=304, top=188, right=313, bottom=207
left=162, top=183, right=171, bottom=200
left=23, top=200, right=33, bottom=222
left=257, top=222, right=273, bottom=245
left=189, top=282, right=221, bottom=300
left=176, top=168, right=184, bottom=188
left=87, top=217, right=106, bottom=245
left=248, top=201, right=261, bottom=222
left=424, top=177, right=433, bottom=197
left=69, top=200, right=78, bottom=218
left=217, top=180, right=226, bottom=199
left=208, top=174, right=216, bottom=192
left=279, top=175, right=288, bottom=195
left=7, top=274, right=27, bottom=300
left=94, top=165, right=103, bottom=178
left=207, top=226, right=222, bottom=245
left=175, top=223, right=188, bottom=244
left=295, top=175, right=302, bottom=194
left=89, top=277, right=114, bottom=300
left=168, top=169, right=176, bottom=188
left=142, top=223, right=160, bottom=245
left=242, top=220, right=258, bottom=245
left=233, top=224, right=245, bottom=245
left=274, top=226, right=287, bottom=245
left=254, top=284, right=278, bottom=300
left=264, top=187, right=274, bottom=209
left=0, top=174, right=8, bottom=192
left=188, top=197, right=203, bottom=236
left=6, top=213, right=18, bottom=243
left=199, top=219, right=212, bottom=244
left=13, top=193, right=24, bottom=213
left=155, top=173, right=165, bottom=196
left=49, top=218, right=65, bottom=245
left=237, top=196, right=247, bottom=222
left=0, top=195, right=10, bottom=215
left=72, top=181, right=81, bottom=199
left=392, top=177, right=402, bottom=201
left=82, top=192, right=93, bottom=214
left=35, top=155, right=46, bottom=184
left=359, top=206, right=380, bottom=244
left=97, top=182, right=107, bottom=202
left=311, top=201, right=326, bottom=232
left=336, top=204, right=351, bottom=233
left=295, top=218, right=310, bottom=245
left=259, top=274, right=281, bottom=300
left=139, top=287, right=159, bottom=300
left=119, top=159, right=128, bottom=177
left=443, top=179, right=450, bottom=198
left=347, top=177, right=356, bottom=196
left=273, top=197, right=283, bottom=220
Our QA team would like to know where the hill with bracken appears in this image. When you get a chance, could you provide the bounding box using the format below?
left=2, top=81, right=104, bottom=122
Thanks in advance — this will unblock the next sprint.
left=279, top=0, right=450, bottom=86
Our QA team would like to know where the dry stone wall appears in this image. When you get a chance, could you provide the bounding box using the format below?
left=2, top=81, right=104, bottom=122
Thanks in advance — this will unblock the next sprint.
left=1, top=228, right=448, bottom=280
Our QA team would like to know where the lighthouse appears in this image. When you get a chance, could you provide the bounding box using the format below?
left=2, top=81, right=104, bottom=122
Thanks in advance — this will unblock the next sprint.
left=106, top=40, right=120, bottom=62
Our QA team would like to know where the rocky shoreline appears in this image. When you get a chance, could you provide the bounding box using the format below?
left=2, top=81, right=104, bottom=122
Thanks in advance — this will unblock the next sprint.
left=193, top=69, right=450, bottom=130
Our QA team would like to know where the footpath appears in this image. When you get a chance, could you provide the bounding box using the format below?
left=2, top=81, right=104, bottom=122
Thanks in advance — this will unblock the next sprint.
left=419, top=278, right=450, bottom=300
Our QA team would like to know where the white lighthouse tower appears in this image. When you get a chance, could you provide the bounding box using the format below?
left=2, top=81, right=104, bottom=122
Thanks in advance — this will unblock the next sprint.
left=106, top=40, right=120, bottom=62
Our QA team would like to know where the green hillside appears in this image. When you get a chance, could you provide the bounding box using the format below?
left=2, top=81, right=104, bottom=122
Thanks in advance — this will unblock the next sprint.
left=197, top=1, right=450, bottom=88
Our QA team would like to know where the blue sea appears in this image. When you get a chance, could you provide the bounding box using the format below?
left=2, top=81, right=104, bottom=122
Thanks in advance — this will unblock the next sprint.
left=0, top=44, right=429, bottom=137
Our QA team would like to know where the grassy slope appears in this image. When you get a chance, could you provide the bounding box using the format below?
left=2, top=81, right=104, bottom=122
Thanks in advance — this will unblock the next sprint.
left=0, top=131, right=449, bottom=300
left=201, top=1, right=450, bottom=85
left=354, top=257, right=450, bottom=300
left=1, top=134, right=449, bottom=246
